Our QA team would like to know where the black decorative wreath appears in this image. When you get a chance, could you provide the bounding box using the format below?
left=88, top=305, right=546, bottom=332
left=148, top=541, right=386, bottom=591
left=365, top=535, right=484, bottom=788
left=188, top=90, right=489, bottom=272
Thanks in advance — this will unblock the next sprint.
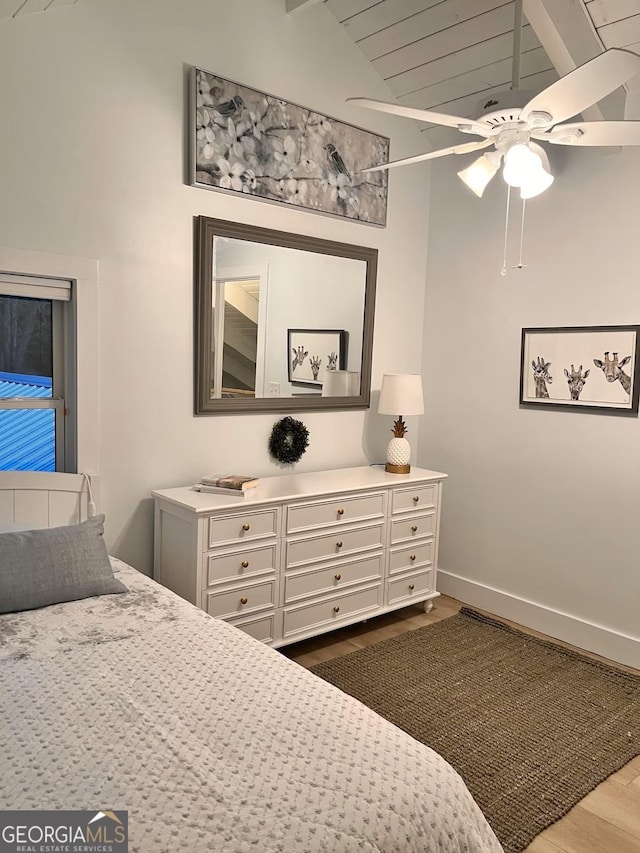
left=268, top=416, right=309, bottom=465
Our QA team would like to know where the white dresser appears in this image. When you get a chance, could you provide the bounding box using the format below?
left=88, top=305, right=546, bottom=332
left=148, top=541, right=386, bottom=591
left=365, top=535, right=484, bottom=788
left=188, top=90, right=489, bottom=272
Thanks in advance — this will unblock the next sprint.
left=152, top=465, right=447, bottom=648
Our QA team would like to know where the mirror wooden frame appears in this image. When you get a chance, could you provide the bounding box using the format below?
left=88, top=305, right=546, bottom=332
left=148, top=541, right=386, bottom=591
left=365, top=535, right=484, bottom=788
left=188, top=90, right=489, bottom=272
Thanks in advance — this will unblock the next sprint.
left=194, top=216, right=377, bottom=415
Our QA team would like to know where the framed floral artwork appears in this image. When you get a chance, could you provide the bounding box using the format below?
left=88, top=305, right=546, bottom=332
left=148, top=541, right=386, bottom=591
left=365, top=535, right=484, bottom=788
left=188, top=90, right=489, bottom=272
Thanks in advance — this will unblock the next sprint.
left=190, top=67, right=389, bottom=225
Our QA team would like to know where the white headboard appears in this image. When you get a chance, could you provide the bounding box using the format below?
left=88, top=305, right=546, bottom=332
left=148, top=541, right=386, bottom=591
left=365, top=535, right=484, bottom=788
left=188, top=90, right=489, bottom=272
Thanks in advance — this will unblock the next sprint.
left=0, top=472, right=96, bottom=529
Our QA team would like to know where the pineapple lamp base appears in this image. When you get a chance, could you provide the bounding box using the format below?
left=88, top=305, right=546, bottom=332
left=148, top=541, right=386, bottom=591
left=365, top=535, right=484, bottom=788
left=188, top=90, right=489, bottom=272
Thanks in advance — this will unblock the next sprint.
left=383, top=424, right=413, bottom=474
left=385, top=462, right=411, bottom=474
left=378, top=374, right=424, bottom=477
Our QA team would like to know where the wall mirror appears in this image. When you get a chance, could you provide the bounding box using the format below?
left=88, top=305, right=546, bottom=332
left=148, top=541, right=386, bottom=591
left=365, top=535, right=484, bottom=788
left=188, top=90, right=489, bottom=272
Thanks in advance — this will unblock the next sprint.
left=195, top=216, right=377, bottom=414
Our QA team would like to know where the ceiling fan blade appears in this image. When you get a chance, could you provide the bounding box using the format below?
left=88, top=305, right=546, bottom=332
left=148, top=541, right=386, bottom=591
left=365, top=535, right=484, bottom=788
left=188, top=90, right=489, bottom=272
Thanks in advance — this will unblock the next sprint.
left=521, top=49, right=640, bottom=126
left=347, top=97, right=489, bottom=136
left=360, top=138, right=493, bottom=174
left=534, top=121, right=640, bottom=146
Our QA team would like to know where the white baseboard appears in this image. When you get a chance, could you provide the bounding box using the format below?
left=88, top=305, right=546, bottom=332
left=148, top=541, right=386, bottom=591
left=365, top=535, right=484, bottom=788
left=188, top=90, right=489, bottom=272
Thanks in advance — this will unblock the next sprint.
left=437, top=571, right=640, bottom=670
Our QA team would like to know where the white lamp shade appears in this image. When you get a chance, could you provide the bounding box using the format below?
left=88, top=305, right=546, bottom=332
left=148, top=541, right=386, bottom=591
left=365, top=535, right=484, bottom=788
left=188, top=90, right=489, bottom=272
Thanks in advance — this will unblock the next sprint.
left=502, top=143, right=536, bottom=187
left=519, top=167, right=554, bottom=199
left=519, top=142, right=554, bottom=199
left=322, top=370, right=360, bottom=397
left=502, top=142, right=554, bottom=198
left=378, top=374, right=424, bottom=415
left=457, top=152, right=500, bottom=198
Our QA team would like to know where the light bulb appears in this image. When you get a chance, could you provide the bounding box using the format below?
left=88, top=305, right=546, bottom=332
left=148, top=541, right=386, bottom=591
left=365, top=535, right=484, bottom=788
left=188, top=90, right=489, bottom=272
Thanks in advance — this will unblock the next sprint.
left=520, top=166, right=554, bottom=199
left=502, top=143, right=540, bottom=188
left=519, top=142, right=554, bottom=198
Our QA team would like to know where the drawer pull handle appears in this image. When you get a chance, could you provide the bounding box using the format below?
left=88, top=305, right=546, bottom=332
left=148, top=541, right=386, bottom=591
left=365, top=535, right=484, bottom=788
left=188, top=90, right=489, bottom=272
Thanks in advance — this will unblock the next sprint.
left=241, top=560, right=249, bottom=569
left=333, top=606, right=340, bottom=613
left=240, top=597, right=248, bottom=605
left=336, top=541, right=343, bottom=548
left=409, top=584, right=415, bottom=591
left=413, top=496, right=420, bottom=503
left=334, top=573, right=342, bottom=581
left=242, top=523, right=251, bottom=531
left=411, top=525, right=418, bottom=533
left=337, top=508, right=345, bottom=516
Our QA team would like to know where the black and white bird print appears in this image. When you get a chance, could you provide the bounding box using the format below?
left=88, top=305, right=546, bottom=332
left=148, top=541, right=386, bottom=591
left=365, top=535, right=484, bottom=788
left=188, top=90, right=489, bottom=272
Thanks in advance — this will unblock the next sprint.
left=325, top=143, right=349, bottom=176
left=212, top=95, right=245, bottom=117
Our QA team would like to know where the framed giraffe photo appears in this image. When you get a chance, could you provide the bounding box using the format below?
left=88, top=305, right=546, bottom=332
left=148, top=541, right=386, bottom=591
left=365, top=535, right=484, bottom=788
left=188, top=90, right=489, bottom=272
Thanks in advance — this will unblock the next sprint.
left=520, top=325, right=640, bottom=415
left=190, top=67, right=389, bottom=225
left=288, top=328, right=347, bottom=389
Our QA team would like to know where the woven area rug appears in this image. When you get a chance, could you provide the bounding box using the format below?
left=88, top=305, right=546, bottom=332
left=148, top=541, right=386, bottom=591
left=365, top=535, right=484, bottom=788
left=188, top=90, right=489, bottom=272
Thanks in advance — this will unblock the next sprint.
left=310, top=607, right=640, bottom=853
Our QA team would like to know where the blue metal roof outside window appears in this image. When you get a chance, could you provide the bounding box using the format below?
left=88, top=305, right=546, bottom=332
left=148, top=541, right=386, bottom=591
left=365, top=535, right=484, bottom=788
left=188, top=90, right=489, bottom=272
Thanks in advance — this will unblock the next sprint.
left=0, top=372, right=55, bottom=471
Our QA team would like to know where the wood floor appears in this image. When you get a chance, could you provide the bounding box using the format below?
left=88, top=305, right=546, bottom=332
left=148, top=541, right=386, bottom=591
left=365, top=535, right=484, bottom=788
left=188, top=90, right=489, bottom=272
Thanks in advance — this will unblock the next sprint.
left=282, top=595, right=640, bottom=853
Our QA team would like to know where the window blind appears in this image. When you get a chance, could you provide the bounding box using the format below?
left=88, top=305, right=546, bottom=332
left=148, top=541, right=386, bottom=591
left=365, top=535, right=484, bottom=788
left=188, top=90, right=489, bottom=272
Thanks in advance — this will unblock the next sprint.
left=0, top=273, right=71, bottom=301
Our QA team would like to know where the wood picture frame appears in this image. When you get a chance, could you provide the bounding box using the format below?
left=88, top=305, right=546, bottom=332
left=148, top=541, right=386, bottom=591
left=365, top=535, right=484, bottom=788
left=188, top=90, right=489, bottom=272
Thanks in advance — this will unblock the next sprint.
left=194, top=216, right=377, bottom=414
left=287, top=328, right=347, bottom=388
left=190, top=67, right=389, bottom=225
left=519, top=325, right=640, bottom=414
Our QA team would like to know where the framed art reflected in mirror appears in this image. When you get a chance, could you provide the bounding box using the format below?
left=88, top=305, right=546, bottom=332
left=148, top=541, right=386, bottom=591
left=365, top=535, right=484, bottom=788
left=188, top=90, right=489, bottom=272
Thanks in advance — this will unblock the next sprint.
left=194, top=216, right=377, bottom=414
left=288, top=329, right=347, bottom=388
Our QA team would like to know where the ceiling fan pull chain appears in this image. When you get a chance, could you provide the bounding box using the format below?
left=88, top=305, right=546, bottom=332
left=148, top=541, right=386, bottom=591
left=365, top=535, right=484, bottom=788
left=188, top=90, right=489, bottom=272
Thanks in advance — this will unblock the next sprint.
left=515, top=197, right=528, bottom=270
left=501, top=184, right=512, bottom=277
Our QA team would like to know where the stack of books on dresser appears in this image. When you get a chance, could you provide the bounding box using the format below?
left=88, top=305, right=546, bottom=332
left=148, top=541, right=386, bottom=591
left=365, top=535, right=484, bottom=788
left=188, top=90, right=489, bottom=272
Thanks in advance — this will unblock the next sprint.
left=192, top=474, right=260, bottom=497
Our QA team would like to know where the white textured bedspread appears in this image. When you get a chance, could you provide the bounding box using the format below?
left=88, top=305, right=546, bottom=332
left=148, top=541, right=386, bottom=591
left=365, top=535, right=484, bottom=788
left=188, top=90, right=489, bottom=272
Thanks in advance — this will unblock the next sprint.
left=0, top=562, right=502, bottom=853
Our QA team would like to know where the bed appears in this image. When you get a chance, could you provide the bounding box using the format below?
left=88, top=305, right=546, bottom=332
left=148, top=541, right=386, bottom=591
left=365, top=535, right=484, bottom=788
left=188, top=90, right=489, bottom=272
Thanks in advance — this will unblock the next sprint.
left=0, top=472, right=503, bottom=853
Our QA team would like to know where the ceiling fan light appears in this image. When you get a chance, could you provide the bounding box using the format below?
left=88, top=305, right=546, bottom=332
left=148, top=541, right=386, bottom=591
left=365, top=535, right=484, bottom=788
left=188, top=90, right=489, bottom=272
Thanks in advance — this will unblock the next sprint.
left=457, top=153, right=500, bottom=197
left=518, top=141, right=553, bottom=198
left=528, top=141, right=551, bottom=171
left=502, top=143, right=539, bottom=187
left=520, top=167, right=554, bottom=199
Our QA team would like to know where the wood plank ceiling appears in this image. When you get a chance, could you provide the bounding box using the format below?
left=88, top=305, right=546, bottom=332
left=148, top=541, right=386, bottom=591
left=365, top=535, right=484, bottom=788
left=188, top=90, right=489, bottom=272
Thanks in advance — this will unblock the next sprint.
left=0, top=0, right=77, bottom=19
left=3, top=0, right=639, bottom=117
left=324, top=0, right=640, bottom=132
left=585, top=0, right=640, bottom=52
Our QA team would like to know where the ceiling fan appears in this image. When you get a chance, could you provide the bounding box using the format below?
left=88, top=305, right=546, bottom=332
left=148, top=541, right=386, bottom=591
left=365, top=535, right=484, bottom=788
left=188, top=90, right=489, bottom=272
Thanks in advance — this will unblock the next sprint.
left=348, top=0, right=640, bottom=200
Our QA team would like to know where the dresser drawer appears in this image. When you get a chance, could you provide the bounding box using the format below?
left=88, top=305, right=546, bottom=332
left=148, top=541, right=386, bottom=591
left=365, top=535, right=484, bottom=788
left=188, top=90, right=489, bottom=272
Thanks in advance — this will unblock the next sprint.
left=208, top=508, right=278, bottom=548
left=386, top=569, right=434, bottom=605
left=391, top=483, right=437, bottom=515
left=286, top=523, right=384, bottom=569
left=390, top=512, right=436, bottom=545
left=286, top=491, right=385, bottom=535
left=389, top=540, right=434, bottom=575
left=230, top=612, right=276, bottom=644
left=204, top=579, right=276, bottom=619
left=283, top=584, right=382, bottom=639
left=206, top=544, right=277, bottom=586
left=283, top=553, right=383, bottom=604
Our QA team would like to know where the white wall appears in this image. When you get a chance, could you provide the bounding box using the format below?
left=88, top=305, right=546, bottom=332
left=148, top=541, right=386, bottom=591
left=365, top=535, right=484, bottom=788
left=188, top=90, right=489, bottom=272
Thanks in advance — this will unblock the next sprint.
left=0, top=0, right=430, bottom=573
left=421, top=145, right=640, bottom=666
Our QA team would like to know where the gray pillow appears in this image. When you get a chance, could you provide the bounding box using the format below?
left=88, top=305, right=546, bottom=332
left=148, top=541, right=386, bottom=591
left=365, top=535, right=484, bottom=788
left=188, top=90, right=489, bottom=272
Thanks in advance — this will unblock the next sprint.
left=0, top=514, right=127, bottom=614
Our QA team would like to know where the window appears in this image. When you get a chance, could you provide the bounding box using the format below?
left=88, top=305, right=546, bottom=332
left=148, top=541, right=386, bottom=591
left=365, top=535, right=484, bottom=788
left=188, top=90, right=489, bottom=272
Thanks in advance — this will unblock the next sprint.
left=0, top=274, right=76, bottom=472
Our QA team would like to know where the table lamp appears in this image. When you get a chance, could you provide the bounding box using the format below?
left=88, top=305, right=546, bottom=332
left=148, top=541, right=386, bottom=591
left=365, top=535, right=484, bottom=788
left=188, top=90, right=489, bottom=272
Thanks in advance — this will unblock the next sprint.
left=322, top=370, right=360, bottom=397
left=378, top=374, right=424, bottom=473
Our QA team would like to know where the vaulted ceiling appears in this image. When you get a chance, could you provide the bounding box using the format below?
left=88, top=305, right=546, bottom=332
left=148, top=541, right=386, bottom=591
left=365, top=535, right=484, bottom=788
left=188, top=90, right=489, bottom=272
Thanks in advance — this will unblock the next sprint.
left=4, top=0, right=640, bottom=130
left=0, top=0, right=77, bottom=17
left=328, top=1, right=556, bottom=124
left=315, top=0, right=640, bottom=137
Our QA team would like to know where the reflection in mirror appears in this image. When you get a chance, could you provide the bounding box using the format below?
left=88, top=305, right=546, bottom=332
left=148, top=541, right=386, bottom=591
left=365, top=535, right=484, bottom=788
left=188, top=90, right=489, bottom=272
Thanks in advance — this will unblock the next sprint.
left=322, top=370, right=361, bottom=397
left=215, top=276, right=262, bottom=398
left=195, top=217, right=377, bottom=415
